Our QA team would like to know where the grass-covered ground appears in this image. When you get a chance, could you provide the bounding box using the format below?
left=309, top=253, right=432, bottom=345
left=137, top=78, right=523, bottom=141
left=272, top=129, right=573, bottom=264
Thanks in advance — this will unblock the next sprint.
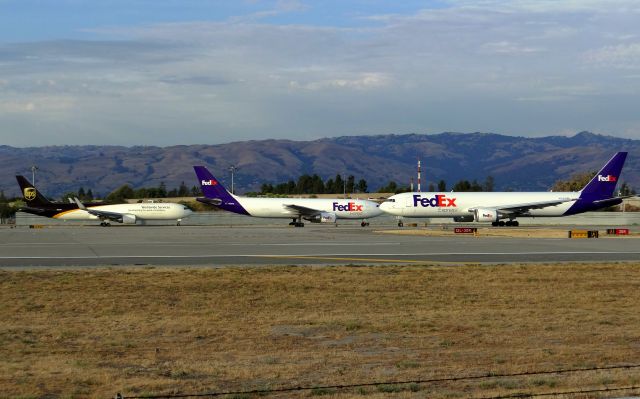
left=1, top=263, right=640, bottom=398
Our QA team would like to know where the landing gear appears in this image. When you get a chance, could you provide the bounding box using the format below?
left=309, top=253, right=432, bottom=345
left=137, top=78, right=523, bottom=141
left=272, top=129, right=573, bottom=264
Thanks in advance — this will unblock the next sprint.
left=396, top=216, right=404, bottom=228
left=361, top=221, right=370, bottom=227
left=492, top=220, right=519, bottom=227
left=289, top=217, right=304, bottom=227
left=100, top=221, right=111, bottom=227
left=177, top=219, right=182, bottom=226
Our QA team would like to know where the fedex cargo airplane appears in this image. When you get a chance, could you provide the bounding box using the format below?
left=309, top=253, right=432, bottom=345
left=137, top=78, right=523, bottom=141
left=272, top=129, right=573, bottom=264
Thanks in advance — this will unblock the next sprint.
left=194, top=166, right=383, bottom=227
left=379, top=152, right=630, bottom=227
left=16, top=176, right=192, bottom=226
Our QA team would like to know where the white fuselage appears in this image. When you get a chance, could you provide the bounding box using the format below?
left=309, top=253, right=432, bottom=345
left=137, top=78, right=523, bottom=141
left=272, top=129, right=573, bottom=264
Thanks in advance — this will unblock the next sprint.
left=233, top=195, right=384, bottom=219
left=380, top=192, right=579, bottom=218
left=53, top=203, right=193, bottom=221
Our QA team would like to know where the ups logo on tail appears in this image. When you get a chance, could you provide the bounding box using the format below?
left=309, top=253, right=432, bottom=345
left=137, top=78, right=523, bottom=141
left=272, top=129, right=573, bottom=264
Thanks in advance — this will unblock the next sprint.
left=23, top=187, right=36, bottom=201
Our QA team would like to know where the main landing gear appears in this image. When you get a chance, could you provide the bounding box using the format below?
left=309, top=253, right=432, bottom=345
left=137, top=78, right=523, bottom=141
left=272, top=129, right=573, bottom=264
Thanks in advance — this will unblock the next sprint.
left=289, top=217, right=305, bottom=227
left=99, top=221, right=111, bottom=227
left=492, top=220, right=519, bottom=227
left=361, top=220, right=370, bottom=227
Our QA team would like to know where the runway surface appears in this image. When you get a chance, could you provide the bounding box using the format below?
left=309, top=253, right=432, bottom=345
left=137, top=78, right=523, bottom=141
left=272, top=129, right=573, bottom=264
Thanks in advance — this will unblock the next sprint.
left=1, top=224, right=639, bottom=267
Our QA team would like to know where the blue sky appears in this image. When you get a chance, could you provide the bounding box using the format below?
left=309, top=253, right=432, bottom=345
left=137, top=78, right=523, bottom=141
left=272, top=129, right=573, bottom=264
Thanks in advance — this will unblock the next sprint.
left=1, top=0, right=640, bottom=146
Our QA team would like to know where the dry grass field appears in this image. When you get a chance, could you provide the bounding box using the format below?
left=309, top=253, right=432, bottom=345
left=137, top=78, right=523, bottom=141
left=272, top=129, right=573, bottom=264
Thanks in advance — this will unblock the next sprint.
left=2, top=263, right=640, bottom=398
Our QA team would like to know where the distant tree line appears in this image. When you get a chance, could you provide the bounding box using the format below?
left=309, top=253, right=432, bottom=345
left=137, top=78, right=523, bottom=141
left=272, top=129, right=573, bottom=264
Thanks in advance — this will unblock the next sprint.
left=552, top=170, right=636, bottom=195
left=60, top=182, right=203, bottom=204
left=258, top=174, right=369, bottom=195
left=254, top=175, right=497, bottom=195
left=103, top=182, right=203, bottom=203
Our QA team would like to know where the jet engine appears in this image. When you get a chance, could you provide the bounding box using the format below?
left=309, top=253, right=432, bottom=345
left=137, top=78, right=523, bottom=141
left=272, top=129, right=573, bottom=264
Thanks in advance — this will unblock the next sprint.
left=307, top=212, right=337, bottom=223
left=473, top=209, right=499, bottom=222
left=453, top=215, right=475, bottom=223
left=120, top=214, right=137, bottom=224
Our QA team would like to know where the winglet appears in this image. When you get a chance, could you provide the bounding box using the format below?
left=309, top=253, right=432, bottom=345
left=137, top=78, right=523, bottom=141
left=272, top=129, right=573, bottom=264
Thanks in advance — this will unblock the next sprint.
left=73, top=197, right=87, bottom=210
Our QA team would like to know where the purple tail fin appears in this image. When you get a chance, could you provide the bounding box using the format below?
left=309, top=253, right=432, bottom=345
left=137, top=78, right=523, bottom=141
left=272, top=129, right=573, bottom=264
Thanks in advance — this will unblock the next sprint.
left=193, top=166, right=250, bottom=215
left=579, top=152, right=627, bottom=199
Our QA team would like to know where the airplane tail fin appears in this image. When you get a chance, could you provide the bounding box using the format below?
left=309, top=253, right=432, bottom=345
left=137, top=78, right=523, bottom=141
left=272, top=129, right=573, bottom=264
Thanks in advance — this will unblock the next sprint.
left=579, top=152, right=627, bottom=199
left=15, top=175, right=52, bottom=205
left=193, top=166, right=250, bottom=215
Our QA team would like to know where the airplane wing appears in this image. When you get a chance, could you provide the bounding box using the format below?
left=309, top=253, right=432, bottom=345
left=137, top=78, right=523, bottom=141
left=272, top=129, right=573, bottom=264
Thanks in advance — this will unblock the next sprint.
left=469, top=198, right=577, bottom=215
left=283, top=204, right=323, bottom=217
left=74, top=198, right=125, bottom=222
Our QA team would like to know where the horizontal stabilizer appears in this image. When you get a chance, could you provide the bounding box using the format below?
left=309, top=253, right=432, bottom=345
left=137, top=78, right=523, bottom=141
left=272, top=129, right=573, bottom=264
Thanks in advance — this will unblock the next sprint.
left=196, top=197, right=222, bottom=206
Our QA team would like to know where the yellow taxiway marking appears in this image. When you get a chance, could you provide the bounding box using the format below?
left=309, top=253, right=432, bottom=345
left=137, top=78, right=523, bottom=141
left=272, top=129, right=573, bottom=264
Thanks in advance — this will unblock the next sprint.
left=258, top=255, right=459, bottom=264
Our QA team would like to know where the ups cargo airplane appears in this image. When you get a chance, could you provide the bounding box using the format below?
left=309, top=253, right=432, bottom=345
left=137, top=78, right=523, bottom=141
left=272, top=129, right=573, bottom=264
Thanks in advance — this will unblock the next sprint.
left=16, top=176, right=192, bottom=226
left=379, top=152, right=630, bottom=227
left=194, top=166, right=383, bottom=227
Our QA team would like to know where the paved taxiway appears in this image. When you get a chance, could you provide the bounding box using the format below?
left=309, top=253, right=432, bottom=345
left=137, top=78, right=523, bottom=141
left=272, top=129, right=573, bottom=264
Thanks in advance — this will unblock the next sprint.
left=1, top=224, right=639, bottom=267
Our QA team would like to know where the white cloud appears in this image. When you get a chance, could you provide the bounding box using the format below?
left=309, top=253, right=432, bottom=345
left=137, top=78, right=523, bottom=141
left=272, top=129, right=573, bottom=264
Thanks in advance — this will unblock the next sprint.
left=289, top=73, right=391, bottom=91
left=2, top=0, right=640, bottom=145
left=585, top=43, right=640, bottom=70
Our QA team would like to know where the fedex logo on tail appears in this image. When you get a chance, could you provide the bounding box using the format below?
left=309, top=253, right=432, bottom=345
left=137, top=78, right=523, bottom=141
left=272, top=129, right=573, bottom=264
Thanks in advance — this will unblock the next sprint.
left=333, top=202, right=363, bottom=212
left=597, top=175, right=617, bottom=182
left=413, top=194, right=457, bottom=207
left=201, top=179, right=218, bottom=186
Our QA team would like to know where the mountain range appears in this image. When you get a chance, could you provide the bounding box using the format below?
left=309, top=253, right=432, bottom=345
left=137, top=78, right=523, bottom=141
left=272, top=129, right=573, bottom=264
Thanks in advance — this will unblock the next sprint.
left=1, top=131, right=638, bottom=198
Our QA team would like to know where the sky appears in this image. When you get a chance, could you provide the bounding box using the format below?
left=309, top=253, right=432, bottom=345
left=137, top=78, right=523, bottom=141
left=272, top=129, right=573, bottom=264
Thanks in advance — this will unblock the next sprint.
left=1, top=0, right=640, bottom=146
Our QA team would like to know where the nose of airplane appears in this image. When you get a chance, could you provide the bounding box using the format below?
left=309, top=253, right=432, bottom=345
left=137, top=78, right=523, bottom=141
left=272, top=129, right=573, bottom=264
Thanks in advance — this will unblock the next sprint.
left=379, top=200, right=397, bottom=214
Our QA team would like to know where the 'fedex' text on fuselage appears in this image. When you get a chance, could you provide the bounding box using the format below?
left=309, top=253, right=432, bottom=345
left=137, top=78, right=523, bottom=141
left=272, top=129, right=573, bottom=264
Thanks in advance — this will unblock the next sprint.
left=413, top=194, right=457, bottom=207
left=333, top=202, right=363, bottom=212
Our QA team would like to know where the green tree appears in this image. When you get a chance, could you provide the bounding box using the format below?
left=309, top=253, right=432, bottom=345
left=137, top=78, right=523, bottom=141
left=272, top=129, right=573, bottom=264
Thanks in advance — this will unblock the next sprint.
left=261, top=183, right=274, bottom=194
left=452, top=180, right=471, bottom=192
left=61, top=192, right=78, bottom=202
left=551, top=171, right=596, bottom=192
left=333, top=174, right=345, bottom=194
left=178, top=181, right=190, bottom=197
left=437, top=180, right=447, bottom=192
left=377, top=181, right=398, bottom=193
left=296, top=174, right=313, bottom=194
left=311, top=175, right=325, bottom=194
left=157, top=182, right=167, bottom=198
left=619, top=182, right=636, bottom=196
left=325, top=178, right=335, bottom=193
left=346, top=175, right=355, bottom=194
left=356, top=179, right=368, bottom=193
left=483, top=175, right=495, bottom=192
left=106, top=185, right=135, bottom=203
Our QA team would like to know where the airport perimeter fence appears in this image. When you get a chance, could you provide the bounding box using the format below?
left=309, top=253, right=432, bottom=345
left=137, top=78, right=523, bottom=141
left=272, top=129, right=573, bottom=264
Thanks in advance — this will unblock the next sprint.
left=113, top=363, right=640, bottom=399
